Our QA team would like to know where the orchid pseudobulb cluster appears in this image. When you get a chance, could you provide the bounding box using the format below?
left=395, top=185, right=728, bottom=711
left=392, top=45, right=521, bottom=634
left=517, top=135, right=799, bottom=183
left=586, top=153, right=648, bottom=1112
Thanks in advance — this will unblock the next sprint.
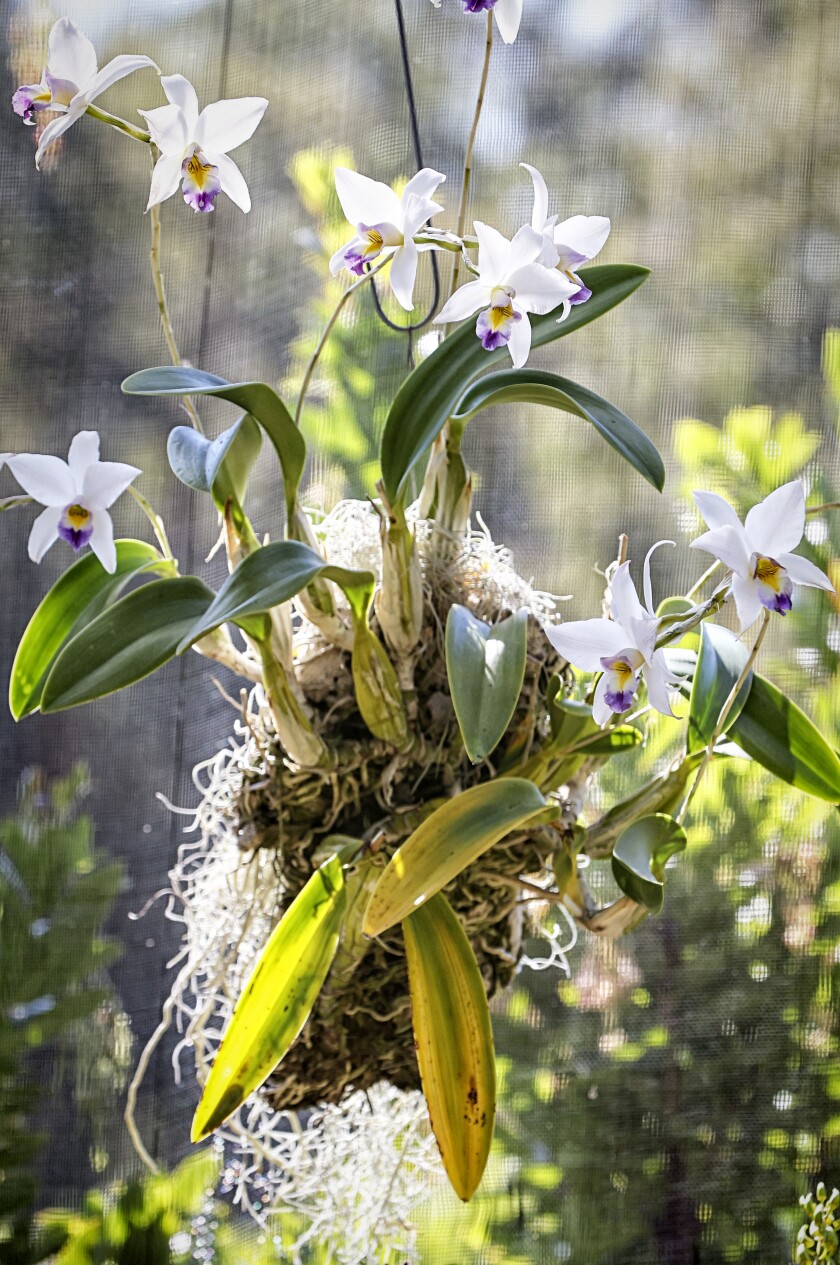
left=5, top=9, right=840, bottom=1240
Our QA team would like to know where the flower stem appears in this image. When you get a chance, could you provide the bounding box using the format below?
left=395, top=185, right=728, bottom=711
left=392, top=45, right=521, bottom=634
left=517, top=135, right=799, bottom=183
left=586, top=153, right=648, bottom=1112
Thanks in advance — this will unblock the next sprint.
left=148, top=168, right=204, bottom=434
left=294, top=255, right=390, bottom=428
left=675, top=608, right=771, bottom=826
left=85, top=103, right=150, bottom=144
left=806, top=501, right=840, bottom=514
left=448, top=10, right=493, bottom=311
left=653, top=586, right=729, bottom=651
left=684, top=558, right=721, bottom=600
left=128, top=484, right=175, bottom=560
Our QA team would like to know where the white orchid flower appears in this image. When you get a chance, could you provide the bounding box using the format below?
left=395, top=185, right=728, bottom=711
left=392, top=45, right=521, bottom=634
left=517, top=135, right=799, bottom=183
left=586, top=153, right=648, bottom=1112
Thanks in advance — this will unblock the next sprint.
left=5, top=432, right=140, bottom=573
left=329, top=167, right=446, bottom=311
left=428, top=0, right=524, bottom=45
left=690, top=481, right=835, bottom=632
left=434, top=221, right=577, bottom=367
left=544, top=545, right=682, bottom=725
left=139, top=75, right=268, bottom=214
left=11, top=18, right=158, bottom=169
left=521, top=163, right=610, bottom=304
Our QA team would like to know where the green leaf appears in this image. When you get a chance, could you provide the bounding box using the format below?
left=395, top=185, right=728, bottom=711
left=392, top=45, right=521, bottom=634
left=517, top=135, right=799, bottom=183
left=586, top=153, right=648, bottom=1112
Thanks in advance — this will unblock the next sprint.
left=40, top=576, right=214, bottom=712
left=729, top=675, right=840, bottom=802
left=688, top=622, right=753, bottom=755
left=445, top=606, right=528, bottom=763
left=380, top=263, right=649, bottom=503
left=166, top=414, right=262, bottom=511
left=363, top=778, right=548, bottom=936
left=403, top=893, right=495, bottom=1202
left=122, top=367, right=304, bottom=523
left=451, top=370, right=664, bottom=491
left=581, top=726, right=644, bottom=755
left=10, top=540, right=165, bottom=720
left=191, top=853, right=347, bottom=1140
left=177, top=540, right=375, bottom=650
left=351, top=624, right=408, bottom=745
left=611, top=814, right=687, bottom=913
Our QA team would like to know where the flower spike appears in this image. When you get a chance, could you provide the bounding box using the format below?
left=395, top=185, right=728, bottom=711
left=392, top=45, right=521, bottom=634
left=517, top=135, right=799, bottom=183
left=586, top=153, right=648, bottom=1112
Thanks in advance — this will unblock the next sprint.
left=12, top=18, right=159, bottom=168
left=4, top=432, right=140, bottom=573
left=139, top=75, right=268, bottom=213
left=690, top=481, right=835, bottom=631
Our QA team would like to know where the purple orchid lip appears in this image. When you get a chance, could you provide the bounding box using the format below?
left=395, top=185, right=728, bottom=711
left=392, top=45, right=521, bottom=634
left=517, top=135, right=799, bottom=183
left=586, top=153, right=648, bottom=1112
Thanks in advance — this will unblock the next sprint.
left=342, top=247, right=368, bottom=276
left=568, top=284, right=592, bottom=305
left=603, top=686, right=635, bottom=713
left=476, top=303, right=521, bottom=351
left=462, top=0, right=499, bottom=10
left=761, top=590, right=793, bottom=616
left=12, top=87, right=48, bottom=124
left=184, top=189, right=218, bottom=213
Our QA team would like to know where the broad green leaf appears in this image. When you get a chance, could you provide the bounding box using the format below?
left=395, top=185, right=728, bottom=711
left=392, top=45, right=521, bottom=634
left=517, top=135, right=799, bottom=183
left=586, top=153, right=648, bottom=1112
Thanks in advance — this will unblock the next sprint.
left=451, top=370, right=664, bottom=491
left=10, top=540, right=165, bottom=720
left=445, top=605, right=528, bottom=763
left=363, top=778, right=548, bottom=936
left=730, top=675, right=840, bottom=802
left=688, top=622, right=753, bottom=754
left=192, top=854, right=346, bottom=1140
left=380, top=263, right=649, bottom=503
left=40, top=576, right=214, bottom=712
left=166, top=414, right=262, bottom=511
left=403, top=893, right=495, bottom=1202
left=178, top=540, right=375, bottom=650
left=611, top=814, right=687, bottom=913
left=122, top=367, right=304, bottom=523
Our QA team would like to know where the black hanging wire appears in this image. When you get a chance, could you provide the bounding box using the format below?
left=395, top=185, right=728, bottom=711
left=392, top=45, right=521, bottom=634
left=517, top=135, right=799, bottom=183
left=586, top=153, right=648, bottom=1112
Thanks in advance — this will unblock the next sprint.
left=367, top=0, right=441, bottom=341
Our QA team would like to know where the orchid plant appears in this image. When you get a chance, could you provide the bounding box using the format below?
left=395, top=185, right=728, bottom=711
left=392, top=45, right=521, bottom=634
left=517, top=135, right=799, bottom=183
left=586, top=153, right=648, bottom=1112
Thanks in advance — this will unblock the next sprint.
left=5, top=11, right=840, bottom=1219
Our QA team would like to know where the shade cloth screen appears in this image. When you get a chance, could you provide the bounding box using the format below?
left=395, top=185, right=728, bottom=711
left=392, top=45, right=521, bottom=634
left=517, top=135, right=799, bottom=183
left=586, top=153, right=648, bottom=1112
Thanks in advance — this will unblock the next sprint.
left=2, top=0, right=840, bottom=1261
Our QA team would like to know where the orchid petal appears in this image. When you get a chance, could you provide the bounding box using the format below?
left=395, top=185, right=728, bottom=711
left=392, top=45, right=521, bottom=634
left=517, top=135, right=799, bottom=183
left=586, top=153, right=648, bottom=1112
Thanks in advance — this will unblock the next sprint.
left=690, top=524, right=751, bottom=577
left=644, top=653, right=678, bottom=718
left=146, top=152, right=184, bottom=210
left=27, top=505, right=62, bottom=564
left=591, top=673, right=614, bottom=727
left=509, top=262, right=577, bottom=314
left=402, top=167, right=446, bottom=207
left=67, top=431, right=100, bottom=481
left=474, top=221, right=512, bottom=283
left=82, top=461, right=141, bottom=508
left=777, top=551, right=836, bottom=592
left=388, top=240, right=418, bottom=311
left=553, top=214, right=611, bottom=263
left=47, top=18, right=97, bottom=90
left=7, top=455, right=75, bottom=506
left=329, top=237, right=358, bottom=275
left=138, top=102, right=189, bottom=155
left=87, top=54, right=159, bottom=103
left=194, top=96, right=268, bottom=154
left=610, top=560, right=646, bottom=627
left=693, top=489, right=742, bottom=532
left=730, top=572, right=763, bottom=632
left=627, top=616, right=658, bottom=664
left=35, top=103, right=85, bottom=168
left=88, top=509, right=116, bottom=573
left=507, top=309, right=532, bottom=367
left=521, top=163, right=549, bottom=231
left=401, top=193, right=444, bottom=238
left=207, top=151, right=251, bottom=211
left=334, top=168, right=402, bottom=229
left=505, top=224, right=546, bottom=275
left=543, top=618, right=629, bottom=672
left=642, top=539, right=675, bottom=616
left=161, top=75, right=200, bottom=132
left=434, top=280, right=490, bottom=324
left=744, top=480, right=805, bottom=556
left=493, top=0, right=524, bottom=43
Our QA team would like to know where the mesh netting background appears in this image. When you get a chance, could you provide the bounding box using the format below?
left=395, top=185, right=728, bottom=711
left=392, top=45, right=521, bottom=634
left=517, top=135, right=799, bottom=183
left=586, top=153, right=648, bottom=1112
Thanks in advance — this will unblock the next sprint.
left=2, top=0, right=840, bottom=1260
